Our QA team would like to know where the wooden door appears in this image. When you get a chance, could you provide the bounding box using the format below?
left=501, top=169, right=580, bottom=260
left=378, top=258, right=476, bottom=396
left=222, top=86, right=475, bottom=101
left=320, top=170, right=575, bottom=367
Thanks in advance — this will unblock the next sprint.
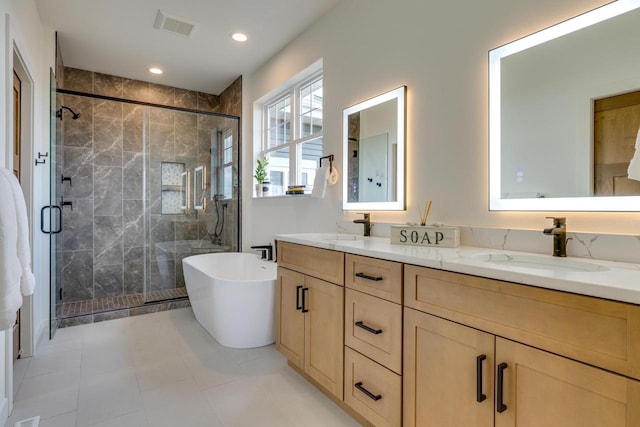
left=276, top=267, right=305, bottom=369
left=495, top=338, right=640, bottom=427
left=304, top=275, right=344, bottom=399
left=403, top=308, right=494, bottom=427
left=594, top=91, right=640, bottom=196
left=13, top=71, right=21, bottom=179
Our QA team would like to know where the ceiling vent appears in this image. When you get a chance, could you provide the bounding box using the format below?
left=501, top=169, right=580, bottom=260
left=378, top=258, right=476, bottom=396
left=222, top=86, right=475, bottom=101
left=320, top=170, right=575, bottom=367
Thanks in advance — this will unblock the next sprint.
left=153, top=10, right=196, bottom=37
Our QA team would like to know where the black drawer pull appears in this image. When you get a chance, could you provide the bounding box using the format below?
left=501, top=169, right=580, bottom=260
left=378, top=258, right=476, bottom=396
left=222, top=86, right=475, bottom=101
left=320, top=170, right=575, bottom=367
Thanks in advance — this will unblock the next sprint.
left=355, top=272, right=383, bottom=281
left=355, top=321, right=382, bottom=335
left=295, top=285, right=303, bottom=310
left=497, top=362, right=508, bottom=413
left=355, top=382, right=382, bottom=401
left=301, top=287, right=309, bottom=313
left=476, top=354, right=486, bottom=403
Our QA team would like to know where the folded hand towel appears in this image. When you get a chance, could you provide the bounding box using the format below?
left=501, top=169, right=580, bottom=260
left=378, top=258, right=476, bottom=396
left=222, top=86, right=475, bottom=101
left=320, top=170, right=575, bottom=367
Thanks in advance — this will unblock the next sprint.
left=311, top=164, right=330, bottom=198
left=628, top=128, right=640, bottom=181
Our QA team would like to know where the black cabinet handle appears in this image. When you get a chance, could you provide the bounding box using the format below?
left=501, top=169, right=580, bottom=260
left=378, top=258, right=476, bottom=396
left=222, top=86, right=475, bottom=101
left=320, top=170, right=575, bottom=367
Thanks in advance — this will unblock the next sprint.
left=355, top=382, right=381, bottom=401
left=355, top=272, right=383, bottom=281
left=355, top=321, right=382, bottom=335
left=296, top=285, right=303, bottom=310
left=301, top=287, right=309, bottom=313
left=476, top=354, right=486, bottom=403
left=497, top=362, right=508, bottom=413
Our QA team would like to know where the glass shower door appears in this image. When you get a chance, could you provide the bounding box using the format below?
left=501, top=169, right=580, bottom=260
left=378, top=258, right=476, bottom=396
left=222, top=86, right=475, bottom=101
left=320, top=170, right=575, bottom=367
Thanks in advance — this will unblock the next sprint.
left=142, top=105, right=240, bottom=304
left=48, top=68, right=63, bottom=338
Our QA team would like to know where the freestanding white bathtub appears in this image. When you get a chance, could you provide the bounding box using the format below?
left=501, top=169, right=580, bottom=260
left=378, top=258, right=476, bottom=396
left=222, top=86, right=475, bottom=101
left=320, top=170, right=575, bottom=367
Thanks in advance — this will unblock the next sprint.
left=182, top=252, right=277, bottom=349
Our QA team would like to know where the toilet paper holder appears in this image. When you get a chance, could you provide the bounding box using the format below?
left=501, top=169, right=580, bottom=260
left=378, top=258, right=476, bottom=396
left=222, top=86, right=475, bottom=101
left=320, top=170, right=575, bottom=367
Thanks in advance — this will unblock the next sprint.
left=319, top=154, right=334, bottom=169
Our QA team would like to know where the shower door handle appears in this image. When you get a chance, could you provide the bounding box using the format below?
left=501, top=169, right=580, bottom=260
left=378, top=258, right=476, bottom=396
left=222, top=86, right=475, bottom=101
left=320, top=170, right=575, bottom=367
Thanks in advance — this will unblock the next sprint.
left=40, top=205, right=62, bottom=234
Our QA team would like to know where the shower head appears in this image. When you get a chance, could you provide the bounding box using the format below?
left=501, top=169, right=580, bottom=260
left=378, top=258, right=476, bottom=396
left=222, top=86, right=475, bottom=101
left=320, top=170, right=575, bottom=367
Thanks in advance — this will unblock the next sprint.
left=56, top=106, right=80, bottom=121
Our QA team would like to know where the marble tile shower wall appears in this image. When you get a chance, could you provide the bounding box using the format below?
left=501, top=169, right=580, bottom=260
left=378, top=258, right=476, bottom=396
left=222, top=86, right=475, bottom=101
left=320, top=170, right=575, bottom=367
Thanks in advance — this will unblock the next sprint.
left=60, top=67, right=241, bottom=302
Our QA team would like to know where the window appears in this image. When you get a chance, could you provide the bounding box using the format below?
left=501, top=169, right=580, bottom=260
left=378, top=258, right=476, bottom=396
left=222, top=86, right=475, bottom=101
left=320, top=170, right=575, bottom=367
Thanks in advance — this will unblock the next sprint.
left=218, top=129, right=234, bottom=199
left=259, top=73, right=323, bottom=196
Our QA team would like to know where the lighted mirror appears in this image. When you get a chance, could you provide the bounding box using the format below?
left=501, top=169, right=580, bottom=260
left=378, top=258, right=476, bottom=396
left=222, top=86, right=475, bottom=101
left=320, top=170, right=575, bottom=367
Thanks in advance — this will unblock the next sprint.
left=193, top=166, right=206, bottom=210
left=343, top=86, right=406, bottom=210
left=489, top=0, right=640, bottom=211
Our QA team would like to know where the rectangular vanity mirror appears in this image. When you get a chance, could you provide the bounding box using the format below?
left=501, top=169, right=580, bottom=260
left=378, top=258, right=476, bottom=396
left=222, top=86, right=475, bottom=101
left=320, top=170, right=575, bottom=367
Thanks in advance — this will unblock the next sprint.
left=489, top=0, right=640, bottom=211
left=194, top=165, right=206, bottom=210
left=343, top=86, right=406, bottom=210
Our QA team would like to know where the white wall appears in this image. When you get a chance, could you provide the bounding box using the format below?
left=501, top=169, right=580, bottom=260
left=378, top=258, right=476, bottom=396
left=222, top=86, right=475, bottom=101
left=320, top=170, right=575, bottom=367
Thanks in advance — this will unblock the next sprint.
left=242, top=0, right=640, bottom=251
left=0, top=0, right=55, bottom=421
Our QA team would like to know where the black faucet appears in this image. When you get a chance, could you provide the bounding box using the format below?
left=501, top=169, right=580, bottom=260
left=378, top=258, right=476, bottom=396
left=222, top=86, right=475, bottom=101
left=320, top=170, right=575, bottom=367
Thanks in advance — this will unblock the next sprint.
left=353, top=213, right=371, bottom=237
left=251, top=244, right=273, bottom=261
left=543, top=216, right=568, bottom=257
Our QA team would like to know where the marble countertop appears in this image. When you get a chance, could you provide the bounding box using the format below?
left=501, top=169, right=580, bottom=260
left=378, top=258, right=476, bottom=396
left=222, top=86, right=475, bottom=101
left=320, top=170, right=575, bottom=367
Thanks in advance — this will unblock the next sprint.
left=275, top=233, right=640, bottom=305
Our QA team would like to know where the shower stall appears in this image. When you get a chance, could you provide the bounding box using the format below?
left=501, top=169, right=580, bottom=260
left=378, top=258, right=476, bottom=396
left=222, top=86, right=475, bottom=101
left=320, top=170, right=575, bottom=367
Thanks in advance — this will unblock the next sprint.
left=51, top=88, right=240, bottom=330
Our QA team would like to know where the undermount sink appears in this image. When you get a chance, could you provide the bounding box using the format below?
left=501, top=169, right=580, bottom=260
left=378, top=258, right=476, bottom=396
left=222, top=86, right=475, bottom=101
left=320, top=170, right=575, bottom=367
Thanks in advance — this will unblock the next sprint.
left=471, top=253, right=609, bottom=273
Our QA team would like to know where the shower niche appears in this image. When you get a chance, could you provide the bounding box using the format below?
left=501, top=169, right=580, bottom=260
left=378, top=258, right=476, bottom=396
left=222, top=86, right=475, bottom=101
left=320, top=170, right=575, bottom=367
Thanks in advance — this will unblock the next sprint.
left=161, top=162, right=186, bottom=214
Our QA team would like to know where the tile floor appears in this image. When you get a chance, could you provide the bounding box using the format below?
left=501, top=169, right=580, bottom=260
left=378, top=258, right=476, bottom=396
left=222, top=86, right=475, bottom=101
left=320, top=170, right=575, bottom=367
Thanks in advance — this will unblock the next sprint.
left=8, top=308, right=360, bottom=427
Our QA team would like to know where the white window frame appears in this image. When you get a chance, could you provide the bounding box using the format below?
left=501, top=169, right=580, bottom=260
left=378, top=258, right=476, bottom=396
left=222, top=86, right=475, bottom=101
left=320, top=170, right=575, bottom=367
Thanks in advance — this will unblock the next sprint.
left=219, top=128, right=234, bottom=199
left=259, top=72, right=323, bottom=195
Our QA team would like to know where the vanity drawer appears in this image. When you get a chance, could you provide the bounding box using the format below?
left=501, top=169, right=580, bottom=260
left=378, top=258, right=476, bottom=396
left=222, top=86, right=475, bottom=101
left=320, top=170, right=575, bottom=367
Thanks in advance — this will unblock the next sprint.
left=345, top=289, right=402, bottom=374
left=277, top=241, right=344, bottom=285
left=404, top=264, right=640, bottom=380
left=344, top=347, right=402, bottom=427
left=345, top=254, right=402, bottom=303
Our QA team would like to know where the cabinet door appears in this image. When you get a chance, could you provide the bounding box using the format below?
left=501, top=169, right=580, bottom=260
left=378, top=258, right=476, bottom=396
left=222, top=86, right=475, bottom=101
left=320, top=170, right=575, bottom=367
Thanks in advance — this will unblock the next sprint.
left=276, top=267, right=305, bottom=369
left=404, top=308, right=494, bottom=427
left=496, top=338, right=640, bottom=427
left=304, top=275, right=345, bottom=399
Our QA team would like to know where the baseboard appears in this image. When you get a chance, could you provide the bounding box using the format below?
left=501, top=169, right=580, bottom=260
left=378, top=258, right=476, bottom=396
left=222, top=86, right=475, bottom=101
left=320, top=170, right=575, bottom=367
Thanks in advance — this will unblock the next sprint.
left=0, top=396, right=9, bottom=427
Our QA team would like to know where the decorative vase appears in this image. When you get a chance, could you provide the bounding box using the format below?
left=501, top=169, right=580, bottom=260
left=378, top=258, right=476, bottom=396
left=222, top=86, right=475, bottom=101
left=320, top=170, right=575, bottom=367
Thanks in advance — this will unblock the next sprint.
left=255, top=183, right=263, bottom=198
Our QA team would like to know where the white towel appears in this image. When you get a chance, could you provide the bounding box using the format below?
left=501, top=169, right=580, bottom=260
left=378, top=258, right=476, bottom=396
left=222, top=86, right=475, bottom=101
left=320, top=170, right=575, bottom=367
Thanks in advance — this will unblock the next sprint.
left=0, top=168, right=34, bottom=331
left=311, top=164, right=330, bottom=198
left=628, top=128, right=640, bottom=181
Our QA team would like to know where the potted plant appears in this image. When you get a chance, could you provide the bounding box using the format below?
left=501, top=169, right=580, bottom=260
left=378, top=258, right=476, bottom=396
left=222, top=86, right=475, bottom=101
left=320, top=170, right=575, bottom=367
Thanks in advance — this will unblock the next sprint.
left=254, top=156, right=270, bottom=197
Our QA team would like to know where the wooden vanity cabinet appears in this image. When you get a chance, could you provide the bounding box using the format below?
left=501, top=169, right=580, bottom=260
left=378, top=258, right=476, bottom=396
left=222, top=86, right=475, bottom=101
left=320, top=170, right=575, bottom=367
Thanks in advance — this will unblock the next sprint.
left=276, top=242, right=345, bottom=399
left=404, top=264, right=640, bottom=427
left=276, top=241, right=640, bottom=427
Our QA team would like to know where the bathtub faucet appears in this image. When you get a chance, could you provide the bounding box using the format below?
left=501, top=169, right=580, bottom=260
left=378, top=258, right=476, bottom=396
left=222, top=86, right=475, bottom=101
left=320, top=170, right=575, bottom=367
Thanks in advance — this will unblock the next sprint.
left=251, top=244, right=273, bottom=261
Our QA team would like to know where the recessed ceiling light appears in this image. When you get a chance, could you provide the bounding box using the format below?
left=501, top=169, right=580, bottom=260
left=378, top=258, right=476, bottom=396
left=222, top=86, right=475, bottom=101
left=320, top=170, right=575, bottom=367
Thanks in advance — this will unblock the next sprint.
left=149, top=67, right=163, bottom=75
left=231, top=32, right=248, bottom=42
